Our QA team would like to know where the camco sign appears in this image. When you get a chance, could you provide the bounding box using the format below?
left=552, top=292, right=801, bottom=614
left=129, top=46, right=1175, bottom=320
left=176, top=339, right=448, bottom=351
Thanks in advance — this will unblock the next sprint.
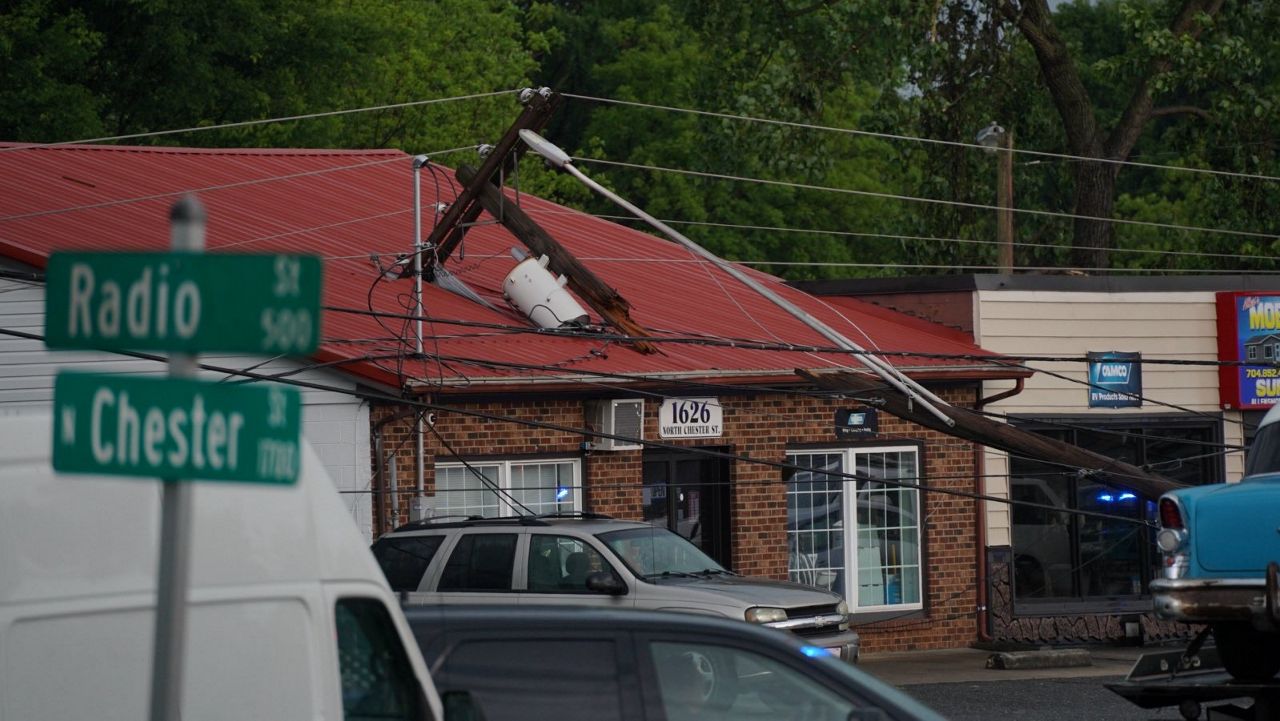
left=1086, top=351, right=1142, bottom=408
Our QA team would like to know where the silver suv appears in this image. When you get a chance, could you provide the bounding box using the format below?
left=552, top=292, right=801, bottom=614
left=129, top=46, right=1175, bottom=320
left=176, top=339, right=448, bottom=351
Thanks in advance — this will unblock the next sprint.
left=371, top=513, right=860, bottom=662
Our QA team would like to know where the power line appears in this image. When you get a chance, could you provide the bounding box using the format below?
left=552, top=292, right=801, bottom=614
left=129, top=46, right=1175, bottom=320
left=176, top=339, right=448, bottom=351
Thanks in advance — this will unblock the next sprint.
left=5, top=142, right=1275, bottom=270
left=578, top=156, right=1280, bottom=245
left=0, top=325, right=1165, bottom=523
left=0, top=90, right=522, bottom=152
left=523, top=208, right=1280, bottom=266
left=322, top=304, right=1280, bottom=370
left=562, top=92, right=1280, bottom=184
left=739, top=261, right=1280, bottom=274
left=0, top=145, right=479, bottom=225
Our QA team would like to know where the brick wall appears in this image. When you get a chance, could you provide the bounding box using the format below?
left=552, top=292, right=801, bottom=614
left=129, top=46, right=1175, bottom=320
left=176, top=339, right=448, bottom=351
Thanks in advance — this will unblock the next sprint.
left=370, top=384, right=981, bottom=653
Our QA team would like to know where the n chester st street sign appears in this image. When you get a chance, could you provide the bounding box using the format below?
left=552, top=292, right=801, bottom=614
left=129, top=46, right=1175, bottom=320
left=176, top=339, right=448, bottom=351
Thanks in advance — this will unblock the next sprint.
left=53, top=373, right=302, bottom=484
left=44, top=252, right=322, bottom=355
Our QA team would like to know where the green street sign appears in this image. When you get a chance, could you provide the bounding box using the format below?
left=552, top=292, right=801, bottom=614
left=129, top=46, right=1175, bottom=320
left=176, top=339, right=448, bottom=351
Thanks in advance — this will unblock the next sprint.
left=44, top=252, right=322, bottom=354
left=52, top=372, right=302, bottom=484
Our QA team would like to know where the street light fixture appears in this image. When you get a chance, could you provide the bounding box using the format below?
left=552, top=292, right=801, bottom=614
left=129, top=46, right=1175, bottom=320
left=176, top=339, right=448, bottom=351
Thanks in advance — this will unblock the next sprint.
left=517, top=129, right=955, bottom=427
left=975, top=122, right=1014, bottom=274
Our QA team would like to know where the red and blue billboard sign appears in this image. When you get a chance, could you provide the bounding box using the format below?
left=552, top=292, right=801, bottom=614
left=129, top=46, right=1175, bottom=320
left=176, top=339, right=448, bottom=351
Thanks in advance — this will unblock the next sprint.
left=1216, top=292, right=1280, bottom=409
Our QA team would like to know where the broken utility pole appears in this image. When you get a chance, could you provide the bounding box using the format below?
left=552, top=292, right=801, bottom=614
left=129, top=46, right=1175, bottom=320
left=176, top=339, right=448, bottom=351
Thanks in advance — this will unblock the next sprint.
left=799, top=369, right=1187, bottom=501
left=457, top=164, right=657, bottom=354
left=424, top=88, right=560, bottom=267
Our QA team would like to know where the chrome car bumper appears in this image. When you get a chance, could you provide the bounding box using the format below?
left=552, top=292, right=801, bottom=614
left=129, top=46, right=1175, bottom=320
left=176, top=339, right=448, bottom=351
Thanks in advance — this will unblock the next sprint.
left=811, top=630, right=860, bottom=664
left=771, top=626, right=860, bottom=663
left=763, top=613, right=860, bottom=663
left=1151, top=562, right=1280, bottom=631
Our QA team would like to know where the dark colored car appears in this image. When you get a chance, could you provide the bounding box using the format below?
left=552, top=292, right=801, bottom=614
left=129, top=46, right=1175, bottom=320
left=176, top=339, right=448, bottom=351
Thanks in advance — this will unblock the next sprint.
left=404, top=605, right=945, bottom=721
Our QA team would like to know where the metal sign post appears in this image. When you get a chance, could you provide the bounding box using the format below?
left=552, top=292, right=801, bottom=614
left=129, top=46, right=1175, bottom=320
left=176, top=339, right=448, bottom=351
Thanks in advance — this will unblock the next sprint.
left=149, top=195, right=203, bottom=721
left=42, top=196, right=320, bottom=721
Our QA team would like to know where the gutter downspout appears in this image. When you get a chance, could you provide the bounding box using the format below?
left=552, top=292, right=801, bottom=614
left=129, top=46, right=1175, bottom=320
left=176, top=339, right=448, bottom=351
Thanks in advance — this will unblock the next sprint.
left=371, top=407, right=422, bottom=534
left=974, top=378, right=1025, bottom=642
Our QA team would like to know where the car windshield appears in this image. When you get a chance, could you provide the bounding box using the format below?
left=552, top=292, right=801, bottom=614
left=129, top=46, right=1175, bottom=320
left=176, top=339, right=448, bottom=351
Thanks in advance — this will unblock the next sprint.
left=1246, top=420, right=1280, bottom=477
left=599, top=526, right=726, bottom=577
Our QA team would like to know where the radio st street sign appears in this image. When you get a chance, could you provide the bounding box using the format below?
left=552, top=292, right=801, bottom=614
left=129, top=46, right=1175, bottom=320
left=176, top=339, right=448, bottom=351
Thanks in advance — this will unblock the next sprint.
left=53, top=373, right=302, bottom=483
left=45, top=252, right=322, bottom=354
left=43, top=197, right=316, bottom=721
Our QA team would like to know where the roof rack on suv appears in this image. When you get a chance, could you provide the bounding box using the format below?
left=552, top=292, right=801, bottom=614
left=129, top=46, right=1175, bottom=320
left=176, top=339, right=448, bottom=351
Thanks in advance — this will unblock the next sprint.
left=534, top=511, right=615, bottom=520
left=391, top=511, right=617, bottom=533
left=391, top=515, right=551, bottom=532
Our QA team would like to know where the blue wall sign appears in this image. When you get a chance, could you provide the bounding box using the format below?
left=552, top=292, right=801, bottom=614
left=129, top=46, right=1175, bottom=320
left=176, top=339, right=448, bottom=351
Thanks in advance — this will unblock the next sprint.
left=1087, top=351, right=1142, bottom=408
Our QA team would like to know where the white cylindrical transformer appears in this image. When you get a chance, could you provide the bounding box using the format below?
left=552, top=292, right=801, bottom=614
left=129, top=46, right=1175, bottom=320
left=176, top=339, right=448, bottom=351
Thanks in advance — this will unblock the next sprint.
left=502, top=254, right=590, bottom=328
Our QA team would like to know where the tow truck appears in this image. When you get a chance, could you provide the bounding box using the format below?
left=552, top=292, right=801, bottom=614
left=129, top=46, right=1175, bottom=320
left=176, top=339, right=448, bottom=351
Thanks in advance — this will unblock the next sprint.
left=1105, top=560, right=1280, bottom=720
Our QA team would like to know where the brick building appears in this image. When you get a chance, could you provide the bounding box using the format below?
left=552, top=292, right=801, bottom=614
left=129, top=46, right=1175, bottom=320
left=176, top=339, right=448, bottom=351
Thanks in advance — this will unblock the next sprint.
left=792, top=274, right=1280, bottom=647
left=0, top=142, right=1026, bottom=652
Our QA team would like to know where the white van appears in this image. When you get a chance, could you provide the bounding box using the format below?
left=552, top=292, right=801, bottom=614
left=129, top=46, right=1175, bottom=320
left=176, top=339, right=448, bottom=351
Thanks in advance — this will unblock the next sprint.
left=0, top=411, right=448, bottom=721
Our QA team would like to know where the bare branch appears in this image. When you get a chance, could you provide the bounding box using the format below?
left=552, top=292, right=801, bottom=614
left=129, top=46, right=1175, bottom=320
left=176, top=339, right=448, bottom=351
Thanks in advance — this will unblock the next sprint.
left=776, top=0, right=839, bottom=19
left=1150, top=105, right=1212, bottom=120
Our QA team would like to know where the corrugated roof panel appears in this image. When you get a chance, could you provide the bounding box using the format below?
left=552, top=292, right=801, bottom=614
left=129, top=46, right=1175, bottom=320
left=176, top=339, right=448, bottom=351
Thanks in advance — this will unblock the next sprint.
left=0, top=142, right=1018, bottom=389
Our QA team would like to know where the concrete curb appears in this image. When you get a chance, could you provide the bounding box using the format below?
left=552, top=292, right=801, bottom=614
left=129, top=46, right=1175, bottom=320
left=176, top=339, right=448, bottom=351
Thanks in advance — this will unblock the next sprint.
left=985, top=648, right=1093, bottom=670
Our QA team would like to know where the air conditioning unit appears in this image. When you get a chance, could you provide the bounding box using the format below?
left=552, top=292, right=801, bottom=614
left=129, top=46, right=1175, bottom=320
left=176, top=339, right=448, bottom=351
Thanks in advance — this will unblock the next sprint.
left=586, top=399, right=644, bottom=451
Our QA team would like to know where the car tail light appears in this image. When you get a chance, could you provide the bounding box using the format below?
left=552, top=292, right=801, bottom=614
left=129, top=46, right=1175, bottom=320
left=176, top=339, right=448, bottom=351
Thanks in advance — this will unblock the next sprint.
left=1159, top=498, right=1183, bottom=529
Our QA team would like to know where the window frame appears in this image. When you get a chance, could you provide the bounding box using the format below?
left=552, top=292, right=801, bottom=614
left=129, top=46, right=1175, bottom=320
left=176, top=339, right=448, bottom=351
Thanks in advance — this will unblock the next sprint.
left=427, top=629, right=637, bottom=721
left=433, top=457, right=582, bottom=518
left=436, top=531, right=520, bottom=593
left=333, top=597, right=428, bottom=721
left=525, top=533, right=622, bottom=594
left=632, top=629, right=880, bottom=718
left=1008, top=413, right=1225, bottom=614
left=784, top=442, right=925, bottom=614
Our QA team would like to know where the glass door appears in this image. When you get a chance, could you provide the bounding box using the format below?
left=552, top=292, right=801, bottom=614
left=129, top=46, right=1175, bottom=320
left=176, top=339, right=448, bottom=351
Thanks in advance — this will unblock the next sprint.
left=642, top=449, right=731, bottom=568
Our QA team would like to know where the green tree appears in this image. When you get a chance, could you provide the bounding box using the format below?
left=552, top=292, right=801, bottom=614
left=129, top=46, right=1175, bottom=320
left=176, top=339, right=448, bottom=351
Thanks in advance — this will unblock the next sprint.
left=1, top=0, right=542, bottom=153
left=666, top=0, right=1278, bottom=274
left=518, top=1, right=914, bottom=278
left=0, top=1, right=104, bottom=141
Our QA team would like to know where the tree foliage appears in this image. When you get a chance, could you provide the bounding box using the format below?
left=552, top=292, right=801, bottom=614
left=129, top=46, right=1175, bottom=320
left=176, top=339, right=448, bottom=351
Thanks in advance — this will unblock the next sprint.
left=1, top=0, right=541, bottom=152
left=4, top=0, right=1278, bottom=277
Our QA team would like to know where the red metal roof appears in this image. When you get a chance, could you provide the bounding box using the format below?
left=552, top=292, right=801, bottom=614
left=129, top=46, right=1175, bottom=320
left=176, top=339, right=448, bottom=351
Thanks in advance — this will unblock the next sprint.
left=0, top=142, right=1022, bottom=392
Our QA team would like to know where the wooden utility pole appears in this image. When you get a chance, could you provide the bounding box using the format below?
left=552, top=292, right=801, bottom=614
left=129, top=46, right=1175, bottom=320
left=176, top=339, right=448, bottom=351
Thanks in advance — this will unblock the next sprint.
left=799, top=369, right=1186, bottom=501
left=457, top=165, right=657, bottom=354
left=424, top=89, right=561, bottom=266
left=997, top=130, right=1014, bottom=273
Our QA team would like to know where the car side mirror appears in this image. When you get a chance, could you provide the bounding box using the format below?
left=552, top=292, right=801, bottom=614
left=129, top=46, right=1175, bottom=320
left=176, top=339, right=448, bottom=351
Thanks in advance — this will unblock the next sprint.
left=442, top=690, right=487, bottom=721
left=586, top=571, right=627, bottom=595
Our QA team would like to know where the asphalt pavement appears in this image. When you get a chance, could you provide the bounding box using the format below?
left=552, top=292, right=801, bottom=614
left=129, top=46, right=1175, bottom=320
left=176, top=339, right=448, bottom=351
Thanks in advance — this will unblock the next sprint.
left=857, top=644, right=1260, bottom=721
left=858, top=644, right=1149, bottom=687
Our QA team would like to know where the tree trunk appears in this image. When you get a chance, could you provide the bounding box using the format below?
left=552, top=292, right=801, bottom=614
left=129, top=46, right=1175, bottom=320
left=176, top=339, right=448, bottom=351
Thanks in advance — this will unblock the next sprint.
left=1070, top=160, right=1117, bottom=270
left=1001, top=0, right=1224, bottom=273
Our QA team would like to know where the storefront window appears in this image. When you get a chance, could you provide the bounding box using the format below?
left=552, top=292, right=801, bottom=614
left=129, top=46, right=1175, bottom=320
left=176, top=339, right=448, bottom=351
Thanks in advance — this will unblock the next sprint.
left=785, top=446, right=922, bottom=611
left=1010, top=418, right=1222, bottom=605
left=435, top=459, right=580, bottom=517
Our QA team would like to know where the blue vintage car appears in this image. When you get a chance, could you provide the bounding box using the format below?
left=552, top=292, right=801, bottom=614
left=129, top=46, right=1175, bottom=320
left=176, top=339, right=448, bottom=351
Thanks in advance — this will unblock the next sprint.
left=1151, top=405, right=1280, bottom=681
